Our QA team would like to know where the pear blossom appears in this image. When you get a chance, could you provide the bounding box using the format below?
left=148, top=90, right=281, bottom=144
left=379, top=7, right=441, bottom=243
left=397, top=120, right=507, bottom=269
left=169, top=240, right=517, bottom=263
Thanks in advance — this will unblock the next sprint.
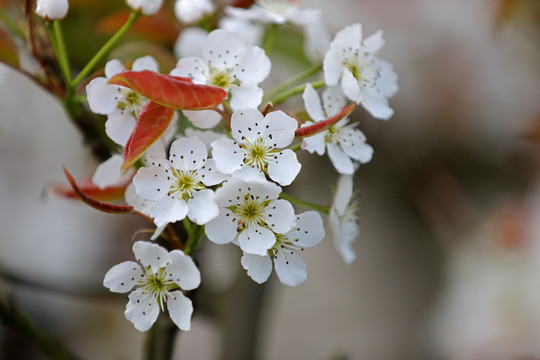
left=205, top=177, right=296, bottom=256
left=170, top=29, right=271, bottom=122
left=174, top=27, right=208, bottom=58
left=35, top=0, right=69, bottom=20
left=241, top=211, right=325, bottom=286
left=86, top=56, right=159, bottom=146
left=174, top=0, right=214, bottom=24
left=329, top=174, right=359, bottom=264
left=133, top=136, right=226, bottom=228
left=103, top=241, right=200, bottom=331
left=126, top=0, right=163, bottom=16
left=211, top=108, right=301, bottom=186
left=323, top=23, right=398, bottom=120
left=225, top=0, right=320, bottom=26
left=302, top=84, right=373, bottom=174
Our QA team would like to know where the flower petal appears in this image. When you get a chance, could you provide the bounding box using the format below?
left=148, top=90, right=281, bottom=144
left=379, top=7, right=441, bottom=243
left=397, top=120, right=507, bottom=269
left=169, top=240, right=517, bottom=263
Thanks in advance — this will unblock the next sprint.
left=103, top=261, right=143, bottom=293
left=363, top=30, right=384, bottom=53
left=263, top=199, right=296, bottom=234
left=230, top=108, right=265, bottom=143
left=199, top=158, right=228, bottom=186
left=202, top=29, right=244, bottom=68
left=133, top=241, right=171, bottom=272
left=303, top=83, right=325, bottom=121
left=341, top=131, right=373, bottom=164
left=167, top=291, right=193, bottom=331
left=238, top=224, right=275, bottom=255
left=205, top=208, right=238, bottom=244
left=133, top=166, right=170, bottom=201
left=274, top=250, right=307, bottom=287
left=360, top=90, right=394, bottom=120
left=150, top=196, right=189, bottom=227
left=125, top=288, right=160, bottom=332
left=229, top=86, right=263, bottom=111
left=183, top=109, right=222, bottom=129
left=105, top=109, right=136, bottom=147
left=169, top=136, right=208, bottom=171
left=333, top=175, right=353, bottom=214
left=263, top=111, right=298, bottom=148
left=187, top=189, right=219, bottom=225
left=166, top=250, right=201, bottom=291
left=86, top=77, right=118, bottom=115
left=322, top=86, right=347, bottom=117
left=341, top=68, right=362, bottom=103
left=211, top=138, right=244, bottom=174
left=132, top=55, right=159, bottom=72
left=327, top=141, right=355, bottom=174
left=172, top=57, right=209, bottom=84
left=105, top=59, right=125, bottom=78
left=92, top=154, right=125, bottom=190
left=301, top=131, right=326, bottom=155
left=241, top=253, right=272, bottom=284
left=234, top=46, right=271, bottom=85
left=267, top=149, right=301, bottom=186
left=289, top=211, right=325, bottom=248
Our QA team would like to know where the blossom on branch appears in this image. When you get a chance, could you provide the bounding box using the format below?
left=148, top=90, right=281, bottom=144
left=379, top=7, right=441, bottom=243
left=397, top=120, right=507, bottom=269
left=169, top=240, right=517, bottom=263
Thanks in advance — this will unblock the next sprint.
left=329, top=175, right=359, bottom=264
left=35, top=0, right=69, bottom=20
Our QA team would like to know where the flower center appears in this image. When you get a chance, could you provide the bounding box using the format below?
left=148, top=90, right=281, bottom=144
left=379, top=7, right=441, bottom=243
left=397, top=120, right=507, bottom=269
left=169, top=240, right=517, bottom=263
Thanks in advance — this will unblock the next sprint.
left=116, top=87, right=146, bottom=116
left=269, top=233, right=303, bottom=263
left=230, top=193, right=270, bottom=231
left=208, top=66, right=239, bottom=91
left=139, top=267, right=176, bottom=310
left=168, top=168, right=205, bottom=201
left=242, top=138, right=276, bottom=170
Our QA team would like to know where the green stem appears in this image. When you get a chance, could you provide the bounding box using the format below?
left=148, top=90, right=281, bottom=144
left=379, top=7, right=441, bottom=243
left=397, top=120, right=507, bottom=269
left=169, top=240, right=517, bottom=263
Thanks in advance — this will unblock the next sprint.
left=269, top=80, right=326, bottom=105
left=263, top=24, right=278, bottom=55
left=183, top=219, right=203, bottom=256
left=70, top=11, right=140, bottom=87
left=279, top=192, right=330, bottom=213
left=289, top=142, right=302, bottom=152
left=262, top=64, right=322, bottom=103
left=53, top=20, right=72, bottom=84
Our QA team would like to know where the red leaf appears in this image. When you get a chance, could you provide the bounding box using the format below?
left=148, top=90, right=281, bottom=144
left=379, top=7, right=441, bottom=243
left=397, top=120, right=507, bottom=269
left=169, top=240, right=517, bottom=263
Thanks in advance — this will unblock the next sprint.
left=108, top=70, right=227, bottom=110
left=122, top=100, right=175, bottom=170
left=295, top=102, right=357, bottom=138
left=50, top=174, right=132, bottom=202
left=62, top=168, right=134, bottom=214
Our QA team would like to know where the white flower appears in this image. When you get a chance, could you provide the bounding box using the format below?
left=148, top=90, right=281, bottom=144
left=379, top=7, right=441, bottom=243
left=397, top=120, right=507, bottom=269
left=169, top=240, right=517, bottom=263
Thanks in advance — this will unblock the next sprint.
left=170, top=29, right=271, bottom=112
left=174, top=0, right=214, bottom=24
left=205, top=178, right=296, bottom=256
left=241, top=211, right=325, bottom=286
left=302, top=84, right=373, bottom=174
left=133, top=136, right=226, bottom=228
left=174, top=27, right=208, bottom=58
left=329, top=175, right=359, bottom=264
left=86, top=56, right=159, bottom=146
left=323, top=23, right=398, bottom=120
left=225, top=0, right=320, bottom=26
left=103, top=241, right=200, bottom=331
left=211, top=108, right=301, bottom=186
left=126, top=0, right=163, bottom=16
left=218, top=17, right=264, bottom=47
left=35, top=0, right=68, bottom=20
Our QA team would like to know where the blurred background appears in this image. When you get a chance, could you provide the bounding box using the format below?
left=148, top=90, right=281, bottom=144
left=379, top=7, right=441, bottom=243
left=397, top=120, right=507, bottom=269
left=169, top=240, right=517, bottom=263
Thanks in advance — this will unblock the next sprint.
left=2, top=0, right=540, bottom=359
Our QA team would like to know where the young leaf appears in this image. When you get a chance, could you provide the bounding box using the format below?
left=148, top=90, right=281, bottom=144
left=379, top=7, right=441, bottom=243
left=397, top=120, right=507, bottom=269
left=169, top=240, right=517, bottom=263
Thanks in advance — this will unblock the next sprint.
left=108, top=70, right=227, bottom=110
left=122, top=100, right=175, bottom=170
left=295, top=102, right=356, bottom=138
left=50, top=174, right=132, bottom=202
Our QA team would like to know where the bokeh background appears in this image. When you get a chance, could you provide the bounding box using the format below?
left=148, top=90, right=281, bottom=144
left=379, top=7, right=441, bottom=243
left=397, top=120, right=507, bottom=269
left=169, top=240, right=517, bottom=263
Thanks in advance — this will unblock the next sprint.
left=2, top=0, right=540, bottom=359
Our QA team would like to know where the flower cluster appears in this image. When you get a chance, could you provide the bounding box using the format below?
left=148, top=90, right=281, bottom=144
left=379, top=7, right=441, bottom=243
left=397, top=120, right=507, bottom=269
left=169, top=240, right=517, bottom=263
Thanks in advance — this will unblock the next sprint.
left=62, top=0, right=398, bottom=333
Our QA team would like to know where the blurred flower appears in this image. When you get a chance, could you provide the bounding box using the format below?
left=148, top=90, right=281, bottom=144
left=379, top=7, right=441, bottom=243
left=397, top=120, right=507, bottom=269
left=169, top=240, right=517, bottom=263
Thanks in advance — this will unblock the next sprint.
left=174, top=0, right=214, bottom=24
left=126, top=0, right=163, bottom=16
left=323, top=23, right=398, bottom=120
left=35, top=0, right=69, bottom=20
left=103, top=241, right=201, bottom=331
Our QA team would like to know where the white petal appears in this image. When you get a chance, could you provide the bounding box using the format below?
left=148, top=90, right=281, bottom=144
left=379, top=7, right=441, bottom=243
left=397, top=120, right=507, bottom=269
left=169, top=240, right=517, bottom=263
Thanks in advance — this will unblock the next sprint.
left=238, top=225, right=275, bottom=256
left=301, top=131, right=326, bottom=155
left=166, top=250, right=201, bottom=290
left=184, top=128, right=227, bottom=150
left=241, top=253, right=272, bottom=284
left=86, top=77, right=118, bottom=115
left=199, top=158, right=228, bottom=186
left=322, top=86, right=347, bottom=117
left=289, top=8, right=321, bottom=26
left=133, top=241, right=171, bottom=273
left=341, top=132, right=373, bottom=164
left=172, top=57, right=208, bottom=84
left=183, top=109, right=222, bottom=129
left=125, top=288, right=160, bottom=332
left=234, top=46, right=271, bottom=85
left=105, top=59, right=125, bottom=78
left=92, top=154, right=125, bottom=190
left=126, top=0, right=163, bottom=15
left=327, top=141, right=355, bottom=174
left=230, top=108, right=265, bottom=143
left=288, top=211, right=325, bottom=248
left=363, top=30, right=384, bottom=53
left=333, top=175, right=353, bottom=215
left=133, top=166, right=170, bottom=201
left=360, top=90, right=394, bottom=120
left=175, top=0, right=214, bottom=23
left=174, top=27, right=208, bottom=58
left=263, top=111, right=298, bottom=148
left=229, top=86, right=263, bottom=111
left=274, top=250, right=307, bottom=287
left=103, top=261, right=143, bottom=293
left=202, top=29, right=244, bottom=68
left=244, top=178, right=282, bottom=200
left=125, top=183, right=154, bottom=216
left=187, top=189, right=219, bottom=225
left=341, top=68, right=362, bottom=103
left=35, top=0, right=68, bottom=20
left=150, top=196, right=189, bottom=227
left=204, top=209, right=238, bottom=244
left=335, top=23, right=362, bottom=49
left=263, top=199, right=296, bottom=234
left=303, top=83, right=325, bottom=121
left=167, top=292, right=193, bottom=331
left=232, top=165, right=267, bottom=183
left=267, top=150, right=301, bottom=186
left=132, top=55, right=159, bottom=72
left=211, top=138, right=244, bottom=174
left=169, top=136, right=208, bottom=171
left=105, top=109, right=136, bottom=146
left=376, top=59, right=399, bottom=98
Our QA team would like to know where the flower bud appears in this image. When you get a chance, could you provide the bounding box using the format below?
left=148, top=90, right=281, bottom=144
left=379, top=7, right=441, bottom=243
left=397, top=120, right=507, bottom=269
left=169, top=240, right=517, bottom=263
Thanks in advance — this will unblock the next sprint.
left=35, top=0, right=69, bottom=20
left=174, top=0, right=214, bottom=24
left=126, top=0, right=163, bottom=16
